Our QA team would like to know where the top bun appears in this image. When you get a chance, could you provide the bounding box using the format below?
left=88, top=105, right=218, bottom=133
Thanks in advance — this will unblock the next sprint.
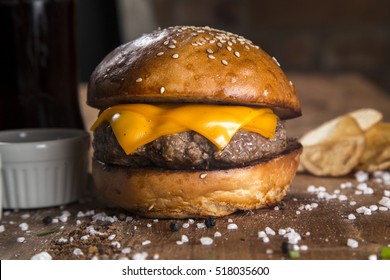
left=88, top=26, right=301, bottom=119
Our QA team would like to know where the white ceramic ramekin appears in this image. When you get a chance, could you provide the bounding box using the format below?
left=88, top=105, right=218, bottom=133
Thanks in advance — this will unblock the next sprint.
left=0, top=128, right=90, bottom=209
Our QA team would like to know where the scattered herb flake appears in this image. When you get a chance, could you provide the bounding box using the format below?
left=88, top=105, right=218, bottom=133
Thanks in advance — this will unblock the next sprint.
left=381, top=247, right=390, bottom=259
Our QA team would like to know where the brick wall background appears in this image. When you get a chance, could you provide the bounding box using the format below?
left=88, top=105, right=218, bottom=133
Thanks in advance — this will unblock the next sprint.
left=147, top=0, right=390, bottom=93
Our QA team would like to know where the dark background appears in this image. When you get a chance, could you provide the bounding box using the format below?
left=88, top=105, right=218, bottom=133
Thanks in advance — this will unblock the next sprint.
left=78, top=0, right=390, bottom=93
left=1, top=0, right=389, bottom=94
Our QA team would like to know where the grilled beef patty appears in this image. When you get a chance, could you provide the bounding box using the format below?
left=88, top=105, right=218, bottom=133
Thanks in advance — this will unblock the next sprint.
left=93, top=120, right=287, bottom=170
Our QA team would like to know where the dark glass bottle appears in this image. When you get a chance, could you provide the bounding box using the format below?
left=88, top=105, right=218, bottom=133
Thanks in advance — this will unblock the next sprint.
left=0, top=0, right=84, bottom=130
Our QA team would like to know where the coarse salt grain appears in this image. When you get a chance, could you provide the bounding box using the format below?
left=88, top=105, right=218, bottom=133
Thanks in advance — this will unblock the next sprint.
left=265, top=227, right=275, bottom=235
left=262, top=236, right=270, bottom=243
left=132, top=252, right=148, bottom=260
left=153, top=254, right=160, bottom=260
left=284, top=231, right=301, bottom=245
left=384, top=190, right=390, bottom=197
left=181, top=235, right=189, bottom=243
left=341, top=182, right=353, bottom=189
left=200, top=237, right=213, bottom=245
left=112, top=241, right=121, bottom=248
left=188, top=219, right=195, bottom=224
left=108, top=234, right=116, bottom=240
left=266, top=249, right=274, bottom=254
left=19, top=222, right=28, bottom=231
left=307, top=185, right=316, bottom=193
left=182, top=223, right=189, bottom=229
left=17, top=237, right=25, bottom=243
left=355, top=170, right=369, bottom=182
left=347, top=238, right=359, bottom=248
left=379, top=197, right=390, bottom=208
left=228, top=218, right=233, bottom=223
left=121, top=247, right=131, bottom=254
left=73, top=248, right=84, bottom=256
left=227, top=223, right=238, bottom=230
left=59, top=211, right=71, bottom=222
left=92, top=212, right=117, bottom=223
left=300, top=245, right=308, bottom=251
left=0, top=225, right=5, bottom=233
left=57, top=237, right=68, bottom=243
left=357, top=183, right=367, bottom=190
left=147, top=223, right=152, bottom=228
left=86, top=225, right=105, bottom=236
left=369, top=205, right=378, bottom=211
left=278, top=229, right=286, bottom=235
left=80, top=235, right=89, bottom=241
left=318, top=186, right=326, bottom=192
left=31, top=251, right=52, bottom=260
left=197, top=222, right=206, bottom=229
left=356, top=206, right=371, bottom=215
left=364, top=187, right=374, bottom=195
left=142, top=240, right=151, bottom=246
left=368, top=254, right=378, bottom=260
left=379, top=206, right=388, bottom=211
left=348, top=214, right=356, bottom=220
left=338, top=195, right=348, bottom=201
left=214, top=231, right=222, bottom=237
left=258, top=231, right=267, bottom=238
left=274, top=206, right=280, bottom=210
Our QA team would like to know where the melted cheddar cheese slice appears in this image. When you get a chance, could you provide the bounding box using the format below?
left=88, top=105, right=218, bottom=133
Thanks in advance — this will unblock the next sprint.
left=91, top=104, right=278, bottom=155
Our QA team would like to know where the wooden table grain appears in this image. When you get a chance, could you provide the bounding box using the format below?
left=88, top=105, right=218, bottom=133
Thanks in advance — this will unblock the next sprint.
left=0, top=73, right=389, bottom=260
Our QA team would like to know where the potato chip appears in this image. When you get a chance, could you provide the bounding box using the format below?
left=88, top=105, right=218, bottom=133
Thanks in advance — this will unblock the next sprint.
left=300, top=108, right=382, bottom=147
left=348, top=108, right=383, bottom=132
left=357, top=122, right=390, bottom=172
left=300, top=116, right=365, bottom=176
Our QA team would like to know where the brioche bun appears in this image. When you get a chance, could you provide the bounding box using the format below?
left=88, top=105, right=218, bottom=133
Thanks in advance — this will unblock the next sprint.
left=87, top=26, right=302, bottom=218
left=93, top=142, right=302, bottom=218
left=88, top=26, right=301, bottom=119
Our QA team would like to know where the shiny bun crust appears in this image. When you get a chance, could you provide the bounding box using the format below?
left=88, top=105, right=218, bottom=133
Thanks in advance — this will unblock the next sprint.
left=92, top=143, right=302, bottom=218
left=88, top=26, right=301, bottom=119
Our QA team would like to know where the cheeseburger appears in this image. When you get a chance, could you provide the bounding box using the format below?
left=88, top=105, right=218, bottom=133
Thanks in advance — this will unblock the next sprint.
left=87, top=26, right=302, bottom=218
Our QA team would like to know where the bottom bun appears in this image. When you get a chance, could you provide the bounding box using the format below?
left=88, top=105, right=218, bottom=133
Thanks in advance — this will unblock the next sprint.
left=92, top=142, right=302, bottom=218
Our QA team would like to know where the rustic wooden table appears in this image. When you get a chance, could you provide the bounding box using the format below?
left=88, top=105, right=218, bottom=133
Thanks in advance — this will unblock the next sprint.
left=1, top=73, right=389, bottom=260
